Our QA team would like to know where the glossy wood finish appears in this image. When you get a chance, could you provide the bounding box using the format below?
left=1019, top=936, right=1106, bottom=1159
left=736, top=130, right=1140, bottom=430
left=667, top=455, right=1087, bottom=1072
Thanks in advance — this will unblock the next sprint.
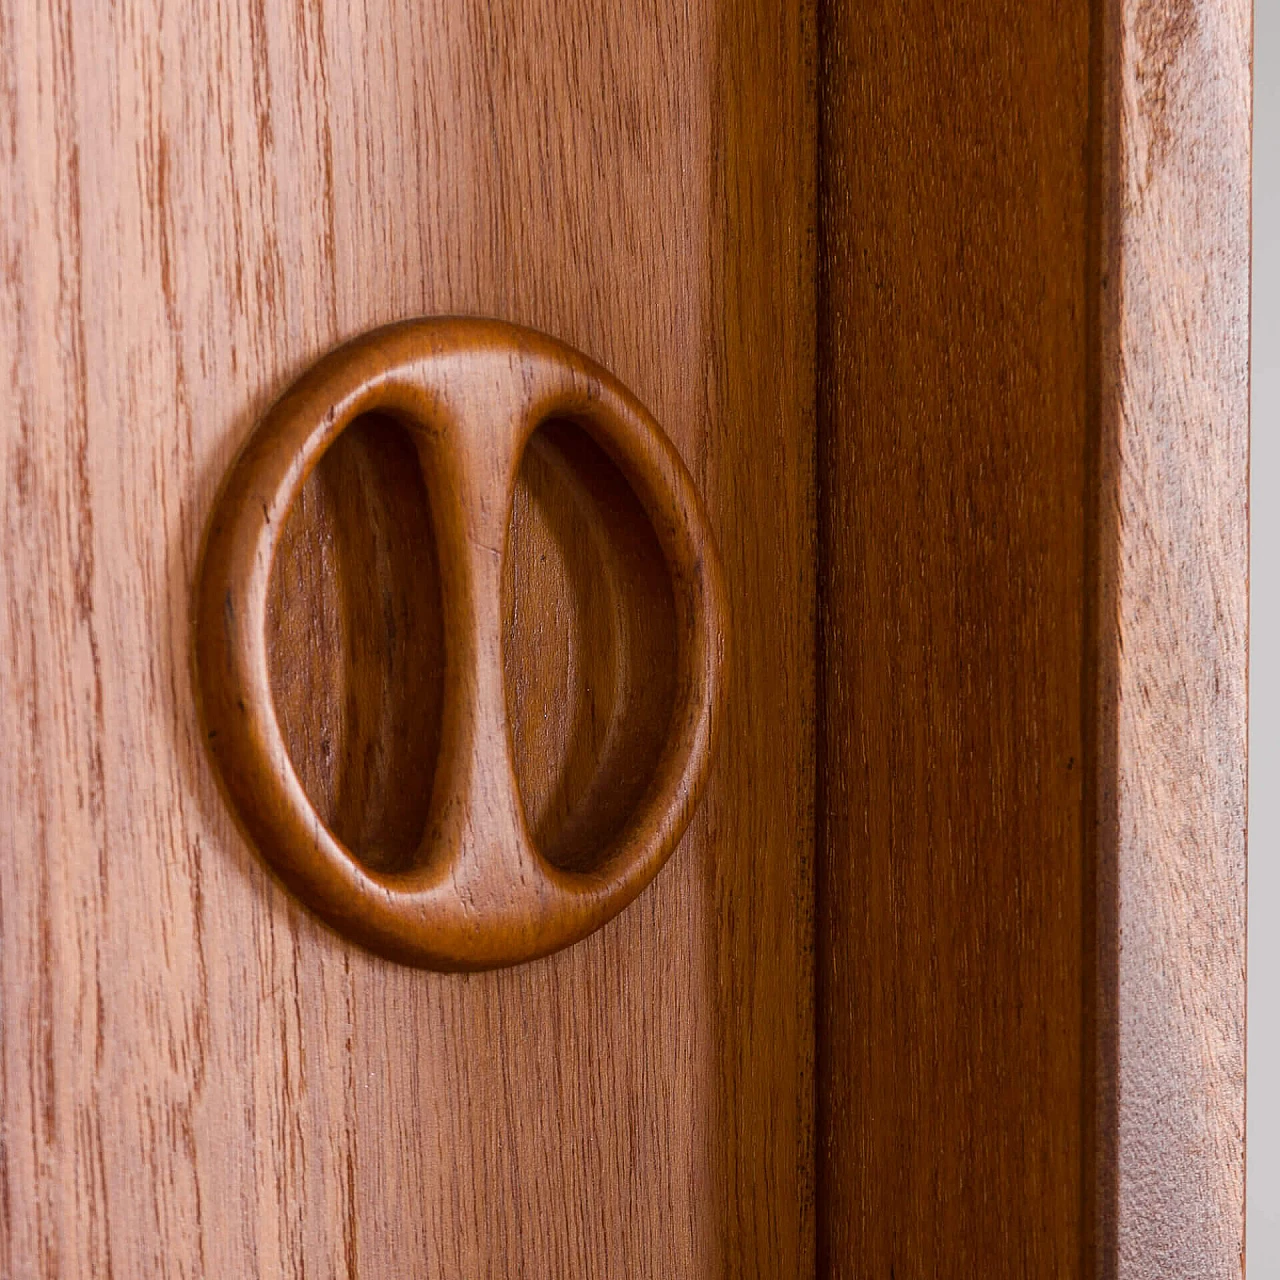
left=818, top=2, right=1090, bottom=1273
left=2, top=0, right=1246, bottom=1272
left=817, top=0, right=1248, bottom=1276
left=0, top=1, right=815, bottom=1274
left=1091, top=0, right=1250, bottom=1273
left=197, top=319, right=728, bottom=970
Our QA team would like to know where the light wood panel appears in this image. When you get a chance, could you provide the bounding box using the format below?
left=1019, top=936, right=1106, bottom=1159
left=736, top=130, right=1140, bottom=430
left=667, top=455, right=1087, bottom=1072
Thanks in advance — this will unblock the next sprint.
left=1091, top=0, right=1250, bottom=1274
left=817, top=0, right=1091, bottom=1274
left=0, top=1, right=815, bottom=1275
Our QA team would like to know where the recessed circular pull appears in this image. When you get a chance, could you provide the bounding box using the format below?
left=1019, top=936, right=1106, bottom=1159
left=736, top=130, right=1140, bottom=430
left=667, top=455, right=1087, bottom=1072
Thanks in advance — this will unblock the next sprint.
left=195, top=318, right=728, bottom=970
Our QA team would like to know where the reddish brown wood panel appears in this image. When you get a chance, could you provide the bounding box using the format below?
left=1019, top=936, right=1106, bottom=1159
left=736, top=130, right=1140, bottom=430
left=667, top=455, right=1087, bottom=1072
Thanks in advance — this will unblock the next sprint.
left=0, top=1, right=815, bottom=1275
left=1091, top=0, right=1249, bottom=1275
left=817, top=0, right=1091, bottom=1274
left=817, top=0, right=1249, bottom=1276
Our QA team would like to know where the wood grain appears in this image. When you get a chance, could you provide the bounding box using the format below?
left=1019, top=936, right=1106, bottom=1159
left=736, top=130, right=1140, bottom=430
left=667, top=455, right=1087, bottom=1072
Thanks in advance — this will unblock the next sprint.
left=1091, top=0, right=1250, bottom=1274
left=817, top=0, right=1090, bottom=1274
left=0, top=1, right=815, bottom=1274
left=817, top=1, right=1249, bottom=1276
left=267, top=409, right=447, bottom=876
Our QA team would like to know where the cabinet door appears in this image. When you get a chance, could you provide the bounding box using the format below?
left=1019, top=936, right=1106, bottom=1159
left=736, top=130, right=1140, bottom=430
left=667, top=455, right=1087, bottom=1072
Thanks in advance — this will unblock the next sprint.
left=0, top=3, right=814, bottom=1275
left=1, top=0, right=1248, bottom=1277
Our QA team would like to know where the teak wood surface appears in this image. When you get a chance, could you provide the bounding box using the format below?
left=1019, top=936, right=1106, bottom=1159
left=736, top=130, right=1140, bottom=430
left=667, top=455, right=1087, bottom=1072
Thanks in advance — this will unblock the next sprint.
left=819, top=0, right=1091, bottom=1271
left=1091, top=0, right=1249, bottom=1271
left=818, top=1, right=1248, bottom=1277
left=0, top=0, right=1247, bottom=1276
left=0, top=1, right=814, bottom=1275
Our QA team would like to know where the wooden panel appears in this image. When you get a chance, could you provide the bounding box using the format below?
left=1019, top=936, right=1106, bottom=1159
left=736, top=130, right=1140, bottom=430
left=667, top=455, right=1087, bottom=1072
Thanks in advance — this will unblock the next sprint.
left=816, top=1, right=1090, bottom=1274
left=817, top=0, right=1248, bottom=1276
left=1091, top=0, right=1249, bottom=1274
left=0, top=1, right=814, bottom=1275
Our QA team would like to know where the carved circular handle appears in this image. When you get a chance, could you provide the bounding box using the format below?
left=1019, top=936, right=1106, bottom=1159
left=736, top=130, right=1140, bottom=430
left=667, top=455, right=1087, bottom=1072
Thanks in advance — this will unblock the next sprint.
left=195, top=318, right=728, bottom=970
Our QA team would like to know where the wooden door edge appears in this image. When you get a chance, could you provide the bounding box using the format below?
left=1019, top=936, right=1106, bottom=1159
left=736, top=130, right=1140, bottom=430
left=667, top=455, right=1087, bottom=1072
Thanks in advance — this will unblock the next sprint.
left=1088, top=0, right=1250, bottom=1274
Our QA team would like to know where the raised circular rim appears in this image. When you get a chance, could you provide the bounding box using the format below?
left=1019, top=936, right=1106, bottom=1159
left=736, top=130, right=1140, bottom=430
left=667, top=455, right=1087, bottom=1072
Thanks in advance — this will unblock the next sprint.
left=194, top=317, right=728, bottom=970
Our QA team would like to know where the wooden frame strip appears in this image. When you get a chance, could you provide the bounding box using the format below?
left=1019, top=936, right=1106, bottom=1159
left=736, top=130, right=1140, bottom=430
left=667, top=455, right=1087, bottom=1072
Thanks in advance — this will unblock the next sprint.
left=1092, top=1, right=1249, bottom=1274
